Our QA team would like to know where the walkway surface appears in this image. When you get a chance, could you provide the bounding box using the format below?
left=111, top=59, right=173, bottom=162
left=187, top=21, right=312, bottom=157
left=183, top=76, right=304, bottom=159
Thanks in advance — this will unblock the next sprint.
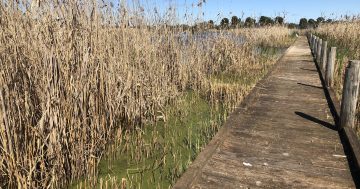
left=174, top=37, right=356, bottom=188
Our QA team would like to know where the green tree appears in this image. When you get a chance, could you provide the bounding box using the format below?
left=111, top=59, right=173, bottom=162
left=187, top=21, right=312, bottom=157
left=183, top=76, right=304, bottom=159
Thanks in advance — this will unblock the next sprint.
left=220, top=17, right=229, bottom=29
left=208, top=20, right=214, bottom=28
left=275, top=16, right=284, bottom=25
left=317, top=17, right=325, bottom=23
left=308, top=19, right=317, bottom=28
left=231, top=16, right=240, bottom=28
left=244, top=17, right=256, bottom=27
left=288, top=23, right=297, bottom=29
left=259, top=16, right=274, bottom=26
left=299, top=18, right=308, bottom=29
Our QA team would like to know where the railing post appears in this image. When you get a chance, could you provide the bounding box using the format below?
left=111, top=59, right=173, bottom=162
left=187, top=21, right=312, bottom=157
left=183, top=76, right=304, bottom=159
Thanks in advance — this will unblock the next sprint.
left=340, top=60, right=360, bottom=129
left=316, top=37, right=319, bottom=58
left=312, top=36, right=315, bottom=52
left=313, top=36, right=316, bottom=52
left=325, top=47, right=337, bottom=87
left=317, top=39, right=322, bottom=63
left=314, top=37, right=318, bottom=57
left=311, top=35, right=315, bottom=52
left=322, top=41, right=328, bottom=72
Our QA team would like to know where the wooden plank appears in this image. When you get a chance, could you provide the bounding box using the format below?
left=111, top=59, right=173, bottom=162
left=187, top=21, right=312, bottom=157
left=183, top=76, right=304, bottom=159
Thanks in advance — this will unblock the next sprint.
left=200, top=157, right=354, bottom=188
left=343, top=127, right=360, bottom=171
left=172, top=44, right=295, bottom=189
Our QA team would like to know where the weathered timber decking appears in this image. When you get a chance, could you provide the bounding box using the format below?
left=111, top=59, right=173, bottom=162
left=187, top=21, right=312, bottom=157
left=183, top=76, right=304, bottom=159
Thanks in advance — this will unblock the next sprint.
left=174, top=36, right=358, bottom=188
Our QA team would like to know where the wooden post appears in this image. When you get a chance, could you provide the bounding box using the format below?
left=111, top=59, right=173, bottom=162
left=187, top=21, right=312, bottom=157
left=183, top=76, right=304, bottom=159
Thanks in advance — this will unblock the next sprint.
left=311, top=35, right=315, bottom=52
left=340, top=60, right=360, bottom=129
left=325, top=47, right=337, bottom=87
left=312, top=36, right=315, bottom=52
left=315, top=37, right=319, bottom=57
left=314, top=37, right=318, bottom=57
left=317, top=39, right=322, bottom=63
left=313, top=36, right=316, bottom=51
left=322, top=41, right=328, bottom=72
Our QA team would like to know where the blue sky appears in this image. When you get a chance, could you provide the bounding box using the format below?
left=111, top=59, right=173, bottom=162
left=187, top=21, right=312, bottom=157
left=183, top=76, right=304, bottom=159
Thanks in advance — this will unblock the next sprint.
left=120, top=0, right=360, bottom=24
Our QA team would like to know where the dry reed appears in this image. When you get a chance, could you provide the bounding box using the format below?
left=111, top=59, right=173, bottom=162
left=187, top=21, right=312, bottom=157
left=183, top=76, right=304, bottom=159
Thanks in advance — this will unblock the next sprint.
left=0, top=0, right=293, bottom=188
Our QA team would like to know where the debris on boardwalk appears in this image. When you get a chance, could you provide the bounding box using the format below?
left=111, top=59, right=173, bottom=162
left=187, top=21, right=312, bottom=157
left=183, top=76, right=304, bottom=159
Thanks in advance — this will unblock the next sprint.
left=242, top=162, right=253, bottom=167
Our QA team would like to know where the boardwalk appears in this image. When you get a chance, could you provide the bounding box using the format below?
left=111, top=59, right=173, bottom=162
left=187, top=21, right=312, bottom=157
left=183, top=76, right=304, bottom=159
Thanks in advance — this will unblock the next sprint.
left=174, top=37, right=357, bottom=188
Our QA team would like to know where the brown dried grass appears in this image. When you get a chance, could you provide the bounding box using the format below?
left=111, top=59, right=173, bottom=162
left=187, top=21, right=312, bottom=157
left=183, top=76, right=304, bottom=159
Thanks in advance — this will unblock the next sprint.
left=0, top=1, right=292, bottom=188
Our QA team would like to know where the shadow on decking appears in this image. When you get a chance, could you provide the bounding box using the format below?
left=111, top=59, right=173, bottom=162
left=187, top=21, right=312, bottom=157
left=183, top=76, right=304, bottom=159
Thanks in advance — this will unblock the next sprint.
left=297, top=82, right=323, bottom=89
left=295, top=112, right=337, bottom=131
left=312, top=56, right=360, bottom=188
left=300, top=67, right=317, bottom=72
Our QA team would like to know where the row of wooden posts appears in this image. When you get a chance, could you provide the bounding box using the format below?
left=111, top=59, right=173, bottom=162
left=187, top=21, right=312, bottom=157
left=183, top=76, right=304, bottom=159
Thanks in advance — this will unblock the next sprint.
left=308, top=34, right=360, bottom=130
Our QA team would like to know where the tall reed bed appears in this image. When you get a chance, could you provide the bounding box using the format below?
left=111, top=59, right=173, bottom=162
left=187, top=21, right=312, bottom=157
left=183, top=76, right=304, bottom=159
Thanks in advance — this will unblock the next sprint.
left=315, top=20, right=360, bottom=136
left=0, top=1, right=293, bottom=188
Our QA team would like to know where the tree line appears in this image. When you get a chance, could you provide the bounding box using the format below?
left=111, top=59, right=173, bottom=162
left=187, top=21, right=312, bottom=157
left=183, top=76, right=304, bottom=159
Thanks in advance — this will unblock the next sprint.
left=216, top=16, right=285, bottom=29
left=298, top=17, right=333, bottom=29
left=191, top=16, right=335, bottom=30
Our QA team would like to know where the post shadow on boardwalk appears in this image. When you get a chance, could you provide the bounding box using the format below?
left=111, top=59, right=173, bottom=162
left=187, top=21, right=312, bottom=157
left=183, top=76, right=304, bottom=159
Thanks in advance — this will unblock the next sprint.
left=299, top=67, right=318, bottom=72
left=310, top=54, right=360, bottom=188
left=297, top=82, right=323, bottom=90
left=295, top=112, right=337, bottom=131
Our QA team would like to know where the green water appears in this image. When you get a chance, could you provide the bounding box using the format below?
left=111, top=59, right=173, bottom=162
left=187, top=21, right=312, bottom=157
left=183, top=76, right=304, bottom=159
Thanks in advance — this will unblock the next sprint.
left=69, top=45, right=289, bottom=189
left=100, top=92, right=225, bottom=188
left=70, top=91, right=226, bottom=189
